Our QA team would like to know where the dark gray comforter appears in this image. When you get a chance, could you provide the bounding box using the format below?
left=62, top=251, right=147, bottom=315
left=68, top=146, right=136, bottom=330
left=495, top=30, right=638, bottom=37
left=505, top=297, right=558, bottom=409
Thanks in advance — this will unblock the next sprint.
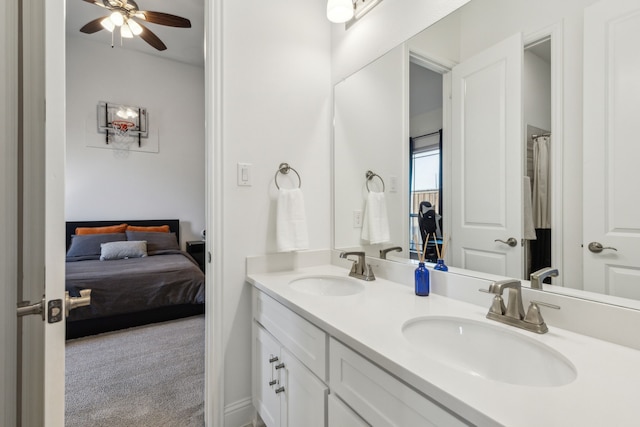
left=65, top=250, right=205, bottom=322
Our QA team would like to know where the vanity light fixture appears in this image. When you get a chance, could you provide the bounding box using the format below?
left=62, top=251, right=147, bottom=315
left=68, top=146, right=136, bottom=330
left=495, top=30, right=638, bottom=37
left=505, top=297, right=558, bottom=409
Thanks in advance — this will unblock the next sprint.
left=327, top=0, right=354, bottom=23
left=327, top=0, right=384, bottom=26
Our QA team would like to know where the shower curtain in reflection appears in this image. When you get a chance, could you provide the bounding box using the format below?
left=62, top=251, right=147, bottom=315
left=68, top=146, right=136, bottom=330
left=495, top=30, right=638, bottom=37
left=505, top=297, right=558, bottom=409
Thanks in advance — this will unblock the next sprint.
left=533, top=135, right=551, bottom=228
left=530, top=134, right=552, bottom=275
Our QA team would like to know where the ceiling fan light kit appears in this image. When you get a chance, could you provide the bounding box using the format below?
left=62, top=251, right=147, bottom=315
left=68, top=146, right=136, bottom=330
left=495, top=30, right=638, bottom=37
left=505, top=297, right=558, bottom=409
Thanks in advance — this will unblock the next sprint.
left=80, top=0, right=192, bottom=51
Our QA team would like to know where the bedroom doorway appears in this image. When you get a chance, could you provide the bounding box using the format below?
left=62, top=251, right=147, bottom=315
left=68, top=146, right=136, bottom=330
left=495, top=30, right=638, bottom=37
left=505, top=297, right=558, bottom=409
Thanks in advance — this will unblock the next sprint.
left=63, top=0, right=208, bottom=425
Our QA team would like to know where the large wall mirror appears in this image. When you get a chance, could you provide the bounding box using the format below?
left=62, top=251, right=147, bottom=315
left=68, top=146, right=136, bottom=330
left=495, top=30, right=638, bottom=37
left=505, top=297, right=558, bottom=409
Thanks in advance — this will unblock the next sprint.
left=333, top=0, right=640, bottom=310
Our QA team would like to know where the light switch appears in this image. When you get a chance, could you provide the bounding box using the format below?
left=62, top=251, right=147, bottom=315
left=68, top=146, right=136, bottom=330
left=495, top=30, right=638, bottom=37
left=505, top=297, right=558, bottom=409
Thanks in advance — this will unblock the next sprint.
left=237, top=163, right=252, bottom=186
left=353, top=210, right=363, bottom=228
left=389, top=175, right=398, bottom=193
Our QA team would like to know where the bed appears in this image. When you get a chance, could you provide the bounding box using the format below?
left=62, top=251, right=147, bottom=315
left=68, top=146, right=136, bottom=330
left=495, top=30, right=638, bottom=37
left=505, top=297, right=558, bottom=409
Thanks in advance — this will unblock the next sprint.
left=65, top=219, right=205, bottom=339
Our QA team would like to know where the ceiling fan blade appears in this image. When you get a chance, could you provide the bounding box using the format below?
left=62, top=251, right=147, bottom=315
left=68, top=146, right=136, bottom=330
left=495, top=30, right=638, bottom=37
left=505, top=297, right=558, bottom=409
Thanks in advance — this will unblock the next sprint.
left=139, top=11, right=191, bottom=28
left=79, top=17, right=106, bottom=34
left=82, top=0, right=107, bottom=7
left=136, top=21, right=167, bottom=51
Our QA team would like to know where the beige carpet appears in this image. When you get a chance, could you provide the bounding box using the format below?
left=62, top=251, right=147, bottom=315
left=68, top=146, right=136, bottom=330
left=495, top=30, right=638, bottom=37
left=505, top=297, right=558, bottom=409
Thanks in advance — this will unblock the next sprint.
left=65, top=315, right=205, bottom=427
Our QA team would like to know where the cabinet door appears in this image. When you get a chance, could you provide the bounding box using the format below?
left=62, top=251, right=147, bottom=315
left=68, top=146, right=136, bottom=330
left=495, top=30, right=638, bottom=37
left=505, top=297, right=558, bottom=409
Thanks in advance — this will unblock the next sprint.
left=328, top=394, right=369, bottom=427
left=330, top=338, right=470, bottom=426
left=281, top=347, right=328, bottom=427
left=253, top=322, right=282, bottom=427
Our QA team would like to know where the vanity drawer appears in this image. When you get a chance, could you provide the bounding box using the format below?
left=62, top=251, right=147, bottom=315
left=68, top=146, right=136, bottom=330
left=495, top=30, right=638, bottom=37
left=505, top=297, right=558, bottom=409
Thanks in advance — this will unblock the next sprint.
left=253, top=289, right=327, bottom=380
left=329, top=338, right=470, bottom=427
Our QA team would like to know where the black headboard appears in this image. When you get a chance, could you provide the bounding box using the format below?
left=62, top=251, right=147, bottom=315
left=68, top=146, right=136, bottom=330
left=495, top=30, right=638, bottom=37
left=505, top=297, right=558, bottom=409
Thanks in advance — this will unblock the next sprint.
left=65, top=219, right=180, bottom=249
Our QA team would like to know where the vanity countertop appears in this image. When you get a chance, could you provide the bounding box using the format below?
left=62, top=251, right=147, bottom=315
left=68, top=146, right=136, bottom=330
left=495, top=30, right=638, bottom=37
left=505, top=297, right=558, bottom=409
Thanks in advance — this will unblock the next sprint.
left=247, top=264, right=640, bottom=427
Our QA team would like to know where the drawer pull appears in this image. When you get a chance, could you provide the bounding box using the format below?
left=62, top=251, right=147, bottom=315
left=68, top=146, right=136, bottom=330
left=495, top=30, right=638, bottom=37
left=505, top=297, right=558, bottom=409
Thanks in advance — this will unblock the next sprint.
left=275, top=386, right=285, bottom=394
left=268, top=380, right=277, bottom=386
left=275, top=363, right=285, bottom=370
left=268, top=356, right=279, bottom=363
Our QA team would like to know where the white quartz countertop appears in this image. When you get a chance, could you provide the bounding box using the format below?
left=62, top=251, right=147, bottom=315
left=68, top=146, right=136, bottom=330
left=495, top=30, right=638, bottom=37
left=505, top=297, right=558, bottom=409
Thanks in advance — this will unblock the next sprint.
left=247, top=264, right=640, bottom=427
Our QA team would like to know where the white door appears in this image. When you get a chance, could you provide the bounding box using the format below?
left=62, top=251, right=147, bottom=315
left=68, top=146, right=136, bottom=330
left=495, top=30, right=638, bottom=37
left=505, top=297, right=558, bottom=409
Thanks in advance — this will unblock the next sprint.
left=583, top=0, right=640, bottom=299
left=1, top=0, right=67, bottom=425
left=1, top=1, right=20, bottom=423
left=450, top=33, right=523, bottom=277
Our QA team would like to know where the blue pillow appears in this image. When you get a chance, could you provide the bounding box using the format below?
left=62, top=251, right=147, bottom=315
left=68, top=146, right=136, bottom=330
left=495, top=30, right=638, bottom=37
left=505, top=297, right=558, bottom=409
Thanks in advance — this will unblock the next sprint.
left=66, top=233, right=127, bottom=259
left=125, top=231, right=179, bottom=254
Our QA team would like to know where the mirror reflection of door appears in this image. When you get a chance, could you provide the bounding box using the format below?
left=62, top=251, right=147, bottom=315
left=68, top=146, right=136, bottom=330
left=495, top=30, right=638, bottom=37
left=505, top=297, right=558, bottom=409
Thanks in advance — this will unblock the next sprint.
left=450, top=33, right=524, bottom=278
left=583, top=0, right=640, bottom=299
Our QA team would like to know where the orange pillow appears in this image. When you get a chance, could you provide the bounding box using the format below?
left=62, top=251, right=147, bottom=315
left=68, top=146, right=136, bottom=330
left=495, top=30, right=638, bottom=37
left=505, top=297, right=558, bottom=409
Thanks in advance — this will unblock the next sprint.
left=126, top=225, right=170, bottom=233
left=75, top=223, right=128, bottom=235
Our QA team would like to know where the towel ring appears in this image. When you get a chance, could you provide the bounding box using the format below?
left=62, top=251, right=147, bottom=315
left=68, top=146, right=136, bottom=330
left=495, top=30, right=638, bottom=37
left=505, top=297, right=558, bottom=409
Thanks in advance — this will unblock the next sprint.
left=275, top=163, right=302, bottom=189
left=365, top=170, right=385, bottom=192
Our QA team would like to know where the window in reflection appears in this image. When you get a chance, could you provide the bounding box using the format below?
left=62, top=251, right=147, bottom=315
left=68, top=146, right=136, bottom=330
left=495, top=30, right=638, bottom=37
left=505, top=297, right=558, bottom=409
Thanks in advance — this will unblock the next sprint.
left=410, top=134, right=442, bottom=260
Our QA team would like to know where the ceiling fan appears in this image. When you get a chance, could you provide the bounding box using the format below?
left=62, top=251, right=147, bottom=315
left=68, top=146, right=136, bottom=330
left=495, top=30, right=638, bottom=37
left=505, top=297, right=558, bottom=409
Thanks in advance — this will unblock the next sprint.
left=79, top=0, right=191, bottom=51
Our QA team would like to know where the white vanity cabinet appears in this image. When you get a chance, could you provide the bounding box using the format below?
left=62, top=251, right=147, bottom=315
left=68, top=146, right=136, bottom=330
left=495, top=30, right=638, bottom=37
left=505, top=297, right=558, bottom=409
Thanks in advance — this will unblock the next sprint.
left=328, top=394, right=369, bottom=427
left=329, top=338, right=471, bottom=426
left=252, top=290, right=328, bottom=427
left=252, top=286, right=470, bottom=427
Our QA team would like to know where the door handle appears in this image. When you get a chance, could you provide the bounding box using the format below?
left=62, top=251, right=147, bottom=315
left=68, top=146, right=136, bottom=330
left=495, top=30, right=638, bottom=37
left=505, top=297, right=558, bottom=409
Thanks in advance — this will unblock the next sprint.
left=495, top=237, right=517, bottom=247
left=17, top=296, right=64, bottom=323
left=587, top=242, right=618, bottom=253
left=17, top=297, right=46, bottom=320
left=65, top=289, right=92, bottom=316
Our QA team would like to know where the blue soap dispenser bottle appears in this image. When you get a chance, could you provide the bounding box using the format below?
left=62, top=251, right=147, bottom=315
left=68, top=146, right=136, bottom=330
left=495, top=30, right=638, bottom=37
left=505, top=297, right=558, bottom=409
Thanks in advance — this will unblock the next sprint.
left=415, top=261, right=430, bottom=296
left=415, top=238, right=430, bottom=296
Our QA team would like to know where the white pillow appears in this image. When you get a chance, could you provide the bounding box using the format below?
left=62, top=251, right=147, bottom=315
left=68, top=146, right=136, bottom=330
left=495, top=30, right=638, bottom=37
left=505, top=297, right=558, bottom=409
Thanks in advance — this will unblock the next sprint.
left=100, top=240, right=147, bottom=261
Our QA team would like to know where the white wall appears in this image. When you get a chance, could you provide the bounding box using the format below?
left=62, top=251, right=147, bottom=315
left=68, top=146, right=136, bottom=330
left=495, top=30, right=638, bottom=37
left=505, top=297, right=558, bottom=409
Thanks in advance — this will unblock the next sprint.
left=65, top=37, right=205, bottom=246
left=331, top=0, right=470, bottom=83
left=524, top=50, right=551, bottom=132
left=220, top=0, right=332, bottom=424
left=334, top=45, right=406, bottom=255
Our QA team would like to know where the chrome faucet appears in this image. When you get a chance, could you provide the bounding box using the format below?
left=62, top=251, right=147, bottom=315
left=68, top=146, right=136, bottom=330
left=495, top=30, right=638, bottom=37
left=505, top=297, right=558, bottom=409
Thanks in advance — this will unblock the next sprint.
left=379, top=246, right=402, bottom=259
left=530, top=267, right=559, bottom=289
left=339, top=251, right=375, bottom=281
left=480, top=279, right=559, bottom=334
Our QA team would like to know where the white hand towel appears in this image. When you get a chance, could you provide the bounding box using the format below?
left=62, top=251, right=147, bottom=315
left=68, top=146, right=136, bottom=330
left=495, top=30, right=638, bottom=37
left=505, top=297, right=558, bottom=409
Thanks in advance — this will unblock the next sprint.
left=361, top=191, right=390, bottom=244
left=276, top=188, right=309, bottom=252
left=523, top=176, right=537, bottom=240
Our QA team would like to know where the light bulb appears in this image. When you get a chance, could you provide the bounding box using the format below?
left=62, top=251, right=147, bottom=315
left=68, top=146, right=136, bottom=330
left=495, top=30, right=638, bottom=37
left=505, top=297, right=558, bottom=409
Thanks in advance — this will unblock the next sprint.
left=100, top=17, right=115, bottom=32
left=127, top=18, right=143, bottom=35
left=327, top=0, right=354, bottom=23
left=110, top=11, right=124, bottom=26
left=120, top=23, right=133, bottom=38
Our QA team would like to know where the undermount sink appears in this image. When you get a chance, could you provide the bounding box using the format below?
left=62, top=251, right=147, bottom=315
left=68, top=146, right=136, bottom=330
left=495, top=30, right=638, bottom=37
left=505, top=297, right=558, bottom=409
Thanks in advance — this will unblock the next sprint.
left=402, top=316, right=576, bottom=387
left=289, top=275, right=365, bottom=296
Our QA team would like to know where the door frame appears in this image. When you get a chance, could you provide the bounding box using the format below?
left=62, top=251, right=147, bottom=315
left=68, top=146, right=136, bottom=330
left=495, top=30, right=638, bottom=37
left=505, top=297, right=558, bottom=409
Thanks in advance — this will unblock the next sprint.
left=43, top=1, right=225, bottom=426
left=407, top=49, right=454, bottom=262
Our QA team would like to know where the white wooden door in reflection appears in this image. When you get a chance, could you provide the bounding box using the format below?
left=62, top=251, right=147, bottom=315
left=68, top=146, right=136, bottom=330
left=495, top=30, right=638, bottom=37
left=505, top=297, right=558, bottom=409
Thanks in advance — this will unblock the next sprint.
left=450, top=33, right=523, bottom=278
left=583, top=0, right=640, bottom=299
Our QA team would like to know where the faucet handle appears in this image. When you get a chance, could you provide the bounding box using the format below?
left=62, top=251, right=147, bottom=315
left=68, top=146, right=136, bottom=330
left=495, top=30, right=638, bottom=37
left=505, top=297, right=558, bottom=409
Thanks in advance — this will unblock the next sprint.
left=530, top=300, right=561, bottom=310
left=524, top=300, right=560, bottom=326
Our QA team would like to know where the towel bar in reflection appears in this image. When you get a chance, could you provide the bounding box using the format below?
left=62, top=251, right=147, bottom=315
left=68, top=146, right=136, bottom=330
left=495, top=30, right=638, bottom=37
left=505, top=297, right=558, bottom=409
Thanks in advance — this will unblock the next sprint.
left=365, top=170, right=385, bottom=192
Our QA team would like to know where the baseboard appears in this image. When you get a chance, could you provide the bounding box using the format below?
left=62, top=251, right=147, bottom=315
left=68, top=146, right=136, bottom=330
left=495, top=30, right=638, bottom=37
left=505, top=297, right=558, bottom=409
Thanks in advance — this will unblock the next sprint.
left=224, top=397, right=255, bottom=427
